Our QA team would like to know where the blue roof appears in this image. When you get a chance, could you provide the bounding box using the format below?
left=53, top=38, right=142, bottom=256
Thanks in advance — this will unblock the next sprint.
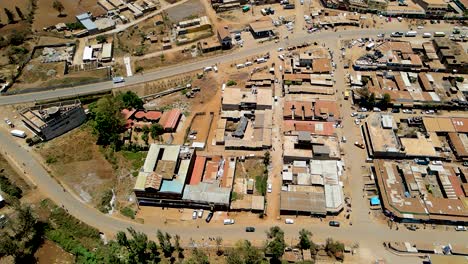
left=370, top=196, right=381, bottom=206
left=76, top=13, right=91, bottom=20
left=80, top=19, right=97, bottom=31
left=159, top=159, right=190, bottom=194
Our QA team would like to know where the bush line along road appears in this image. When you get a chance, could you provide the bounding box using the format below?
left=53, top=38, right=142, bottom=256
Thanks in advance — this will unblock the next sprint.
left=0, top=28, right=450, bottom=105
left=0, top=25, right=460, bottom=261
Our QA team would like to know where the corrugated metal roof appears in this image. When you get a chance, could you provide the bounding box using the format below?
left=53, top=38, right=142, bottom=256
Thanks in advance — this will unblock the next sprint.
left=162, top=145, right=180, bottom=161
left=80, top=18, right=97, bottom=31
left=143, top=144, right=160, bottom=172
left=134, top=171, right=148, bottom=191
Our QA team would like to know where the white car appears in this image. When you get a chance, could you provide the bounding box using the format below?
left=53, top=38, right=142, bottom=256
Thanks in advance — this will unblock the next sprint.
left=285, top=218, right=294, bottom=224
left=354, top=119, right=361, bottom=125
left=350, top=112, right=358, bottom=117
left=417, top=26, right=424, bottom=29
left=223, top=219, right=235, bottom=225
left=198, top=209, right=204, bottom=218
left=192, top=210, right=198, bottom=219
left=267, top=183, right=272, bottom=193
left=431, top=161, right=442, bottom=165
left=4, top=118, right=12, bottom=126
left=278, top=47, right=284, bottom=52
left=455, top=226, right=466, bottom=231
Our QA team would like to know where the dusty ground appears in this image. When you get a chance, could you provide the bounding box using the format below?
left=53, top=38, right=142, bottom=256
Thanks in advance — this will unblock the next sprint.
left=0, top=1, right=30, bottom=25
left=166, top=0, right=206, bottom=23
left=34, top=240, right=75, bottom=264
left=32, top=0, right=105, bottom=31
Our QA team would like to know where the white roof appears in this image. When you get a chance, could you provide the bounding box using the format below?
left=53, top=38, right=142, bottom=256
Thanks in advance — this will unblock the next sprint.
left=282, top=171, right=293, bottom=181
left=101, top=43, right=112, bottom=59
left=82, top=46, right=94, bottom=61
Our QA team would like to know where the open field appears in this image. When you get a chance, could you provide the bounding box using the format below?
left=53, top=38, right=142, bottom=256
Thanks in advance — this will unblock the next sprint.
left=166, top=0, right=205, bottom=23
left=32, top=0, right=105, bottom=31
left=0, top=1, right=30, bottom=25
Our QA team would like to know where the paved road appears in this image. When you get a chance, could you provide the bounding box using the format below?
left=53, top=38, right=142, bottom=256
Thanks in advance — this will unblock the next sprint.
left=0, top=28, right=450, bottom=106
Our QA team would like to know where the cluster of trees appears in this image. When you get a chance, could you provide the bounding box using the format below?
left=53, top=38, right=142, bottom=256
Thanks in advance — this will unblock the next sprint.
left=356, top=87, right=392, bottom=110
left=52, top=0, right=65, bottom=17
left=89, top=91, right=144, bottom=146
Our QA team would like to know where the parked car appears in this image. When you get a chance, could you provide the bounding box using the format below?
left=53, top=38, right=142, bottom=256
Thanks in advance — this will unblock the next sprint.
left=267, top=183, right=272, bottom=193
left=350, top=112, right=358, bottom=117
left=354, top=119, right=360, bottom=125
left=329, top=221, right=340, bottom=227
left=354, top=142, right=365, bottom=149
left=192, top=210, right=198, bottom=219
left=198, top=209, right=204, bottom=218
left=223, top=219, right=235, bottom=225
left=205, top=211, right=213, bottom=223
left=285, top=218, right=294, bottom=224
left=245, top=227, right=256, bottom=232
left=455, top=226, right=466, bottom=231
left=391, top=108, right=400, bottom=113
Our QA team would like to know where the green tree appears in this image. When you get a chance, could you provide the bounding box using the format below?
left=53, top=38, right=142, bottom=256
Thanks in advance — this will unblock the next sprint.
left=96, top=35, right=107, bottom=44
left=112, top=227, right=160, bottom=263
left=4, top=8, right=15, bottom=24
left=156, top=229, right=173, bottom=257
left=263, top=151, right=270, bottom=166
left=227, top=240, right=264, bottom=264
left=90, top=95, right=124, bottom=145
left=15, top=6, right=24, bottom=20
left=298, top=229, right=312, bottom=250
left=325, top=238, right=345, bottom=261
left=186, top=248, right=209, bottom=264
left=266, top=226, right=285, bottom=260
left=116, top=91, right=144, bottom=109
left=52, top=0, right=65, bottom=16
left=174, top=234, right=184, bottom=258
left=380, top=93, right=391, bottom=109
left=0, top=205, right=43, bottom=262
left=141, top=133, right=149, bottom=145
left=9, top=30, right=27, bottom=45
left=150, top=123, right=164, bottom=141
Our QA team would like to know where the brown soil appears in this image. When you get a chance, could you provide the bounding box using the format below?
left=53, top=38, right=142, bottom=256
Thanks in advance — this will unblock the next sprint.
left=33, top=0, right=106, bottom=31
left=34, top=240, right=74, bottom=264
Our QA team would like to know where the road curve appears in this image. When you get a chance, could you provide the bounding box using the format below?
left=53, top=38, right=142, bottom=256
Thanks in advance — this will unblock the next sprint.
left=0, top=129, right=466, bottom=250
left=0, top=29, right=450, bottom=105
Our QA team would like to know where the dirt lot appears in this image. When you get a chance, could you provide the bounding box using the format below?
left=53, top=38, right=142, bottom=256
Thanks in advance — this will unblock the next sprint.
left=185, top=112, right=213, bottom=144
left=166, top=0, right=206, bottom=23
left=114, top=13, right=171, bottom=57
left=0, top=1, right=30, bottom=25
left=34, top=240, right=74, bottom=264
left=32, top=0, right=106, bottom=31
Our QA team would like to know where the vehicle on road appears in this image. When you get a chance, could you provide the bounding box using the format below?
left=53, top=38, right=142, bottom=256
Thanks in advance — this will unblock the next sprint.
left=455, top=226, right=466, bottom=231
left=350, top=112, right=358, bottom=117
left=373, top=107, right=381, bottom=112
left=224, top=219, right=235, bottom=225
left=391, top=108, right=400, bottom=113
left=10, top=129, right=26, bottom=138
left=434, top=32, right=446, bottom=37
left=417, top=26, right=424, bottom=29
left=192, top=210, right=198, bottom=219
left=198, top=209, right=204, bottom=218
left=354, top=142, right=365, bottom=149
left=390, top=32, right=403, bottom=37
left=431, top=161, right=442, bottom=165
left=354, top=119, right=360, bottom=125
left=377, top=33, right=385, bottom=38
left=285, top=218, right=294, bottom=224
left=245, top=227, right=255, bottom=232
left=112, top=76, right=125, bottom=84
left=341, top=136, right=346, bottom=143
left=402, top=109, right=413, bottom=114
left=205, top=211, right=213, bottom=223
left=267, top=183, right=272, bottom=193
left=405, top=31, right=417, bottom=37
left=423, top=32, right=432, bottom=38
left=329, top=221, right=340, bottom=227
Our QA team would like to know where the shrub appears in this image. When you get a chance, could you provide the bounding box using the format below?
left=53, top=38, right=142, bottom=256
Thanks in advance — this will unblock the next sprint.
left=0, top=175, right=22, bottom=198
left=226, top=80, right=237, bottom=86
left=120, top=207, right=135, bottom=219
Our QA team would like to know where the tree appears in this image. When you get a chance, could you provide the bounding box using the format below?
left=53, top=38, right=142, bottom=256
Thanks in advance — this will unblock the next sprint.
left=380, top=93, right=391, bottom=109
left=227, top=240, right=264, bottom=264
left=174, top=234, right=184, bottom=258
left=112, top=227, right=160, bottom=263
left=266, top=226, right=285, bottom=261
left=96, top=35, right=107, bottom=44
left=215, top=236, right=223, bottom=256
left=298, top=229, right=312, bottom=250
left=52, top=0, right=65, bottom=16
left=4, top=8, right=15, bottom=24
left=325, top=238, right=345, bottom=261
left=15, top=6, right=24, bottom=20
left=186, top=248, right=209, bottom=264
left=150, top=123, right=164, bottom=141
left=141, top=133, right=149, bottom=145
left=0, top=205, right=43, bottom=262
left=156, top=229, right=173, bottom=257
left=263, top=151, right=270, bottom=166
left=9, top=30, right=27, bottom=45
left=90, top=95, right=124, bottom=145
left=116, top=91, right=144, bottom=109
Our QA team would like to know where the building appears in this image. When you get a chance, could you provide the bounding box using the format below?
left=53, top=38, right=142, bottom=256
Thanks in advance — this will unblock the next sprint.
left=222, top=87, right=272, bottom=110
left=176, top=16, right=211, bottom=36
left=363, top=114, right=405, bottom=158
left=159, top=109, right=182, bottom=132
left=217, top=26, right=232, bottom=49
left=134, top=144, right=236, bottom=209
left=433, top=38, right=468, bottom=73
left=249, top=19, right=275, bottom=38
left=367, top=0, right=388, bottom=12
left=76, top=12, right=98, bottom=35
left=413, top=0, right=449, bottom=17
left=20, top=100, right=86, bottom=141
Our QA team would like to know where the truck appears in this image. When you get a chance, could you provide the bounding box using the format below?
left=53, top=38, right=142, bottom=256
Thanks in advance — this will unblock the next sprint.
left=405, top=31, right=417, bottom=37
left=10, top=129, right=26, bottom=138
left=283, top=4, right=295, bottom=9
left=344, top=89, right=350, bottom=100
left=434, top=32, right=446, bottom=37
left=366, top=42, right=375, bottom=50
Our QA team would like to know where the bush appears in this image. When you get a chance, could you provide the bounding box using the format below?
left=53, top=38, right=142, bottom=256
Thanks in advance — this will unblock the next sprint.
left=255, top=175, right=267, bottom=196
left=455, top=76, right=464, bottom=82
left=46, top=156, right=57, bottom=164
left=96, top=35, right=107, bottom=44
left=135, top=66, right=144, bottom=73
left=120, top=207, right=135, bottom=219
left=98, top=189, right=113, bottom=213
left=226, top=80, right=237, bottom=86
left=66, top=22, right=85, bottom=30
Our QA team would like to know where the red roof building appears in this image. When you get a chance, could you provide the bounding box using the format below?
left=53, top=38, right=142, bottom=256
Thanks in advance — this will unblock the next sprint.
left=159, top=109, right=182, bottom=132
left=283, top=120, right=335, bottom=136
